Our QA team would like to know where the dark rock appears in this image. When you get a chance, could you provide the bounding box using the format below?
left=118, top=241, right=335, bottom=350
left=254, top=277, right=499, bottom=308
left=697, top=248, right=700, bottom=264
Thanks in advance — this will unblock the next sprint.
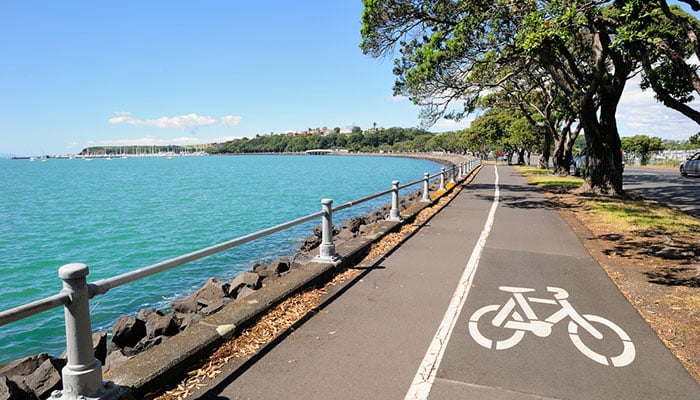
left=194, top=277, right=230, bottom=302
left=137, top=308, right=163, bottom=321
left=111, top=315, right=146, bottom=349
left=24, top=358, right=64, bottom=399
left=0, top=354, right=49, bottom=378
left=142, top=312, right=179, bottom=338
left=171, top=295, right=200, bottom=314
left=367, top=210, right=384, bottom=223
left=342, top=216, right=366, bottom=233
left=251, top=263, right=265, bottom=273
left=229, top=272, right=261, bottom=297
left=257, top=268, right=280, bottom=281
left=0, top=376, right=34, bottom=400
left=337, top=229, right=355, bottom=241
left=300, top=235, right=321, bottom=252
left=92, top=332, right=108, bottom=366
left=200, top=298, right=226, bottom=316
left=174, top=312, right=203, bottom=332
left=268, top=258, right=291, bottom=275
left=125, top=335, right=164, bottom=356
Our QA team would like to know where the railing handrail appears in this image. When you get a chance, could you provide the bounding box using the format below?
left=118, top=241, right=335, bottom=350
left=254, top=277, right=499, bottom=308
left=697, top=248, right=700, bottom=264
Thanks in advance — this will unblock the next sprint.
left=0, top=157, right=480, bottom=399
left=333, top=170, right=443, bottom=213
left=90, top=209, right=328, bottom=297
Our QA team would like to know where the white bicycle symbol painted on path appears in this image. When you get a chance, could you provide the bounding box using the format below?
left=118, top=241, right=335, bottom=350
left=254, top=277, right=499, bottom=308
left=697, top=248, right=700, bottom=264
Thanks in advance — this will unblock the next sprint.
left=468, top=286, right=636, bottom=367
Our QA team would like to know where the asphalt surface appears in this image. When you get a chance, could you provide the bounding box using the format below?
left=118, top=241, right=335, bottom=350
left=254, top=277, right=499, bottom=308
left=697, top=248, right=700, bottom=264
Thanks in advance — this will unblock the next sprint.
left=624, top=166, right=700, bottom=217
left=194, top=165, right=700, bottom=400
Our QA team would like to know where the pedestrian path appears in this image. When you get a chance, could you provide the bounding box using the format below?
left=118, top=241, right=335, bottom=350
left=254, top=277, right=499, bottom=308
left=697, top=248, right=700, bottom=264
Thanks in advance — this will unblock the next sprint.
left=193, top=165, right=700, bottom=400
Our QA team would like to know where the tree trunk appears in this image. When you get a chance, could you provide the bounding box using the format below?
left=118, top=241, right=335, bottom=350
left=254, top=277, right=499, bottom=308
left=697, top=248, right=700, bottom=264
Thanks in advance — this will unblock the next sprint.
left=516, top=148, right=526, bottom=165
left=578, top=102, right=624, bottom=196
left=538, top=129, right=553, bottom=169
left=552, top=121, right=581, bottom=176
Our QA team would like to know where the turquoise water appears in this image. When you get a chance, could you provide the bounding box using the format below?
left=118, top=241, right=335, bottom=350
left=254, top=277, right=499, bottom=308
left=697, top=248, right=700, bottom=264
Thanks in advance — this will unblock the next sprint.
left=0, top=155, right=439, bottom=363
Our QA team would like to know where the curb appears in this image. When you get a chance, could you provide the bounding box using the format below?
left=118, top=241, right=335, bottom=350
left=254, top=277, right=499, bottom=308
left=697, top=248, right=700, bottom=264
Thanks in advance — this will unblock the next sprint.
left=108, top=166, right=481, bottom=399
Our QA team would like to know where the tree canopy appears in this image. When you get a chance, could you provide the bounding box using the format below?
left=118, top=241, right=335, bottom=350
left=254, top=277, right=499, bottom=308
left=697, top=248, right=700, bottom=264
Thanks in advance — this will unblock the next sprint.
left=361, top=0, right=700, bottom=196
left=620, top=135, right=665, bottom=164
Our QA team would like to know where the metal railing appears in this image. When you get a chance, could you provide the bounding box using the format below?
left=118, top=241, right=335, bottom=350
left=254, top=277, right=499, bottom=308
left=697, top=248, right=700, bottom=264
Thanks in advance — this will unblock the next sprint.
left=0, top=158, right=479, bottom=399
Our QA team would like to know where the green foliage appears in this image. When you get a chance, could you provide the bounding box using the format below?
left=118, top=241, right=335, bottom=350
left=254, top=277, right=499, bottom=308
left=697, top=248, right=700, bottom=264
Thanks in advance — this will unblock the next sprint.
left=620, top=135, right=665, bottom=164
left=207, top=127, right=437, bottom=154
left=359, top=1, right=698, bottom=192
left=689, top=133, right=700, bottom=147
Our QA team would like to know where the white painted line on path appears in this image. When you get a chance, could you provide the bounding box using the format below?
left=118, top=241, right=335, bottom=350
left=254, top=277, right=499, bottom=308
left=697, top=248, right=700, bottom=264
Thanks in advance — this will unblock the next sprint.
left=404, top=166, right=500, bottom=400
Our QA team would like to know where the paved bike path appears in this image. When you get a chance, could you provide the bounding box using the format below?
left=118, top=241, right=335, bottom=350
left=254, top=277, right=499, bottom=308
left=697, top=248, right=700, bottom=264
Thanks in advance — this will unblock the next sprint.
left=195, top=165, right=699, bottom=400
left=430, top=166, right=699, bottom=400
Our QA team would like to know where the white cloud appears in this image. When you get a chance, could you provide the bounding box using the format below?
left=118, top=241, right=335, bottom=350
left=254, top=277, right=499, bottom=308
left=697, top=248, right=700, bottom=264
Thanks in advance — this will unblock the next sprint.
left=220, top=115, right=242, bottom=126
left=432, top=117, right=472, bottom=131
left=617, top=74, right=699, bottom=140
left=108, top=112, right=242, bottom=130
left=385, top=95, right=410, bottom=103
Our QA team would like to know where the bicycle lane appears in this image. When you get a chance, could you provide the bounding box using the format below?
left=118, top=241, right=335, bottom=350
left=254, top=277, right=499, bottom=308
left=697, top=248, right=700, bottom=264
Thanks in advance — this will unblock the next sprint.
left=425, top=165, right=700, bottom=399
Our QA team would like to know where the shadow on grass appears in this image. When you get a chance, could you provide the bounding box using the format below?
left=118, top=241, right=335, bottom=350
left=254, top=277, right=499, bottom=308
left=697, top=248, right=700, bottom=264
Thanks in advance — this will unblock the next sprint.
left=598, top=229, right=700, bottom=287
left=645, top=266, right=700, bottom=288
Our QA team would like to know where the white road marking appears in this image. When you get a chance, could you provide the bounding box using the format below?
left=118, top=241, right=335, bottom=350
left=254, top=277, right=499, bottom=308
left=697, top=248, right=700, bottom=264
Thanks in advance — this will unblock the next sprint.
left=404, top=166, right=500, bottom=400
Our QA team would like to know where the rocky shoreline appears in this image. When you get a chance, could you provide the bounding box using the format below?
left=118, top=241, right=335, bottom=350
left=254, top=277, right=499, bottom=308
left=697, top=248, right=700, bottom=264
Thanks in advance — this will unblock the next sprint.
left=0, top=152, right=467, bottom=400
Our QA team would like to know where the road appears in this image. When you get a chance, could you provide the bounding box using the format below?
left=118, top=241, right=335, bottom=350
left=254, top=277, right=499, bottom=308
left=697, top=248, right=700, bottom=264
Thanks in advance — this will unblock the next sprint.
left=624, top=167, right=700, bottom=217
left=192, top=165, right=700, bottom=400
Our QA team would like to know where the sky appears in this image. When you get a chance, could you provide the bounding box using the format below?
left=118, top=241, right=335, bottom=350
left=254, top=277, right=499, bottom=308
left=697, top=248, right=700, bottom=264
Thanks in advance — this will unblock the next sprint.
left=1, top=1, right=699, bottom=157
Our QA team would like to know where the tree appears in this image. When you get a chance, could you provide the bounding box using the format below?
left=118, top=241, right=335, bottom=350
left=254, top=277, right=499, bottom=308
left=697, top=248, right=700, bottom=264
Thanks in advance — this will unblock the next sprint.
left=690, top=132, right=700, bottom=146
left=621, top=135, right=665, bottom=164
left=360, top=0, right=668, bottom=195
left=622, top=1, right=700, bottom=125
left=479, top=66, right=579, bottom=173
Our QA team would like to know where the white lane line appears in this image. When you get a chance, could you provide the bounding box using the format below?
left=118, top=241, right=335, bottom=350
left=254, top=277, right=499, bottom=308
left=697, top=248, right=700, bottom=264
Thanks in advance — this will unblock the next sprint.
left=404, top=165, right=500, bottom=400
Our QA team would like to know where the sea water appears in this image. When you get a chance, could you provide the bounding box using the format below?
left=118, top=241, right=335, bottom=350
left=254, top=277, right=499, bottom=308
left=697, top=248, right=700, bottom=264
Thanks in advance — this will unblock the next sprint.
left=0, top=154, right=440, bottom=363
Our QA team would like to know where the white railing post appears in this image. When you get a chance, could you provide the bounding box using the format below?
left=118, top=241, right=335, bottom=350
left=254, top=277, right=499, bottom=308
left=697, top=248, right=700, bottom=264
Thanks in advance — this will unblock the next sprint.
left=316, top=199, right=339, bottom=262
left=449, top=165, right=456, bottom=184
left=439, top=168, right=446, bottom=191
left=387, top=180, right=402, bottom=221
left=54, top=263, right=104, bottom=399
left=421, top=172, right=431, bottom=203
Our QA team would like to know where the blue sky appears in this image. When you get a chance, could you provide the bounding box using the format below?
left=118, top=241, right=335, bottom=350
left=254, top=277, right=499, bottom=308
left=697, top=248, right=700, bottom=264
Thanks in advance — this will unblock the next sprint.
left=1, top=1, right=698, bottom=156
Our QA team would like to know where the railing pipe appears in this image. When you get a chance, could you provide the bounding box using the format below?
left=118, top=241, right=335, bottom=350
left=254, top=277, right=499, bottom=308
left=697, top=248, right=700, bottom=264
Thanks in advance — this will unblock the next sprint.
left=332, top=188, right=393, bottom=213
left=387, top=180, right=402, bottom=221
left=0, top=292, right=70, bottom=327
left=397, top=176, right=424, bottom=190
left=421, top=172, right=431, bottom=203
left=91, top=210, right=325, bottom=295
